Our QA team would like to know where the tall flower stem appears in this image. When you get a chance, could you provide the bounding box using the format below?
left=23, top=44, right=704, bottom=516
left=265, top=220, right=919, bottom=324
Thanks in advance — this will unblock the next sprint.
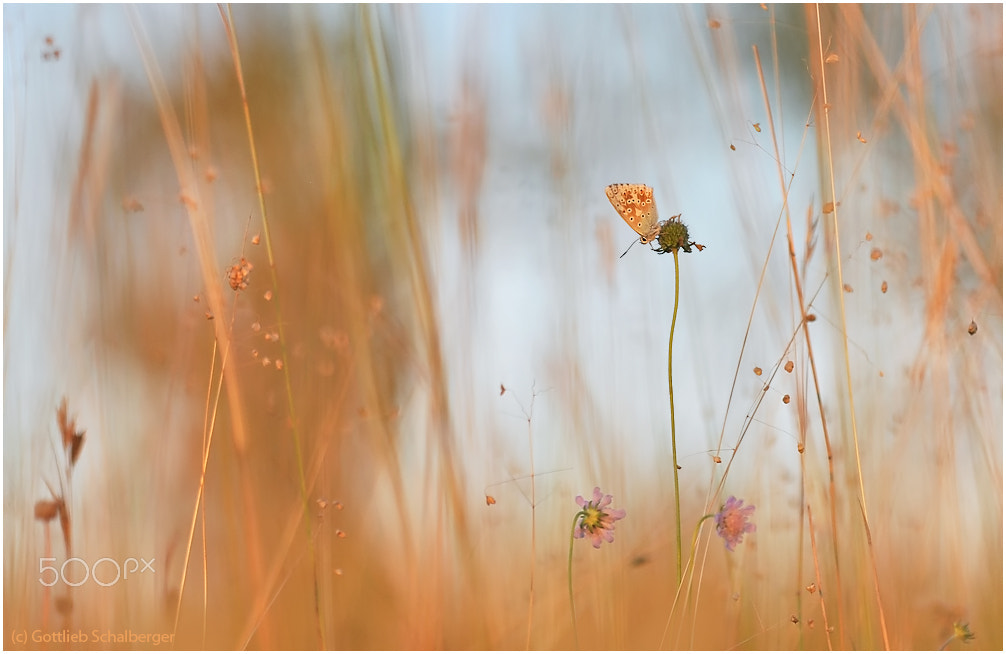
left=567, top=511, right=585, bottom=650
left=668, top=249, right=683, bottom=584
left=565, top=488, right=625, bottom=650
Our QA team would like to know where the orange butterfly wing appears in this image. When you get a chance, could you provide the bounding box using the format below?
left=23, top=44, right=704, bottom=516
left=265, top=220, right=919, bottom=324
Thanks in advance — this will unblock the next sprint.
left=605, top=183, right=661, bottom=244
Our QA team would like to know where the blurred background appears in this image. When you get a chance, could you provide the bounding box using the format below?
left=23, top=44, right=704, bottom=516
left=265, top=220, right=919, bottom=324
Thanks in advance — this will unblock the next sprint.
left=3, top=4, right=1002, bottom=650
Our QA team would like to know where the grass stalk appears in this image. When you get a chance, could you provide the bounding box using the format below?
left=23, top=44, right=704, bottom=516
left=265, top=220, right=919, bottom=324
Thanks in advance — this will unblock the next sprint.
left=524, top=393, right=537, bottom=651
left=810, top=4, right=889, bottom=648
left=752, top=39, right=848, bottom=646
left=218, top=6, right=321, bottom=647
left=126, top=6, right=266, bottom=645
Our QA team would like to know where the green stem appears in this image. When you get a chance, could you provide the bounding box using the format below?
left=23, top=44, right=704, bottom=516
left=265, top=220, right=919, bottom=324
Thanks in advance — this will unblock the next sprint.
left=669, top=249, right=683, bottom=584
left=567, top=511, right=585, bottom=650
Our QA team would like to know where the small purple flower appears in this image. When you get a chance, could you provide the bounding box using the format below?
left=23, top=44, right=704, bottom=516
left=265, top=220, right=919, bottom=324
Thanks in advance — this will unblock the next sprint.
left=715, top=496, right=756, bottom=551
left=574, top=487, right=626, bottom=548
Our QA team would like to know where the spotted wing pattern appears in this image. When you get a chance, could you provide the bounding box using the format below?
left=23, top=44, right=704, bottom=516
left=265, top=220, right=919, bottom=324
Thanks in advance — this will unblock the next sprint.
left=605, top=183, right=661, bottom=244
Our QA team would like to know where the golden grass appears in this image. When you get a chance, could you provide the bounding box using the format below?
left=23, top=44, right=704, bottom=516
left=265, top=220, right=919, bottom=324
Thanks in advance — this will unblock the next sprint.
left=3, top=4, right=1001, bottom=650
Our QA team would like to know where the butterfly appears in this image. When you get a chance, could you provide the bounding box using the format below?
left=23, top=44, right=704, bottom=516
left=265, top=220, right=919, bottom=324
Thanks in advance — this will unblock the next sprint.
left=605, top=183, right=662, bottom=244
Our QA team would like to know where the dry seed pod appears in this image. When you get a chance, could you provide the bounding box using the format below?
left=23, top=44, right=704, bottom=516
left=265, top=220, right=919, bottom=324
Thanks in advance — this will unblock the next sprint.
left=56, top=398, right=73, bottom=450
left=56, top=398, right=86, bottom=465
left=227, top=257, right=253, bottom=291
left=35, top=499, right=62, bottom=522
left=55, top=596, right=73, bottom=616
left=70, top=431, right=85, bottom=466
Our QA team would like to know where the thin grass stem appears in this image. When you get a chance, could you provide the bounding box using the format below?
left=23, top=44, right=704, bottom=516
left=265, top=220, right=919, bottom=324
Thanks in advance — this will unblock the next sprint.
left=525, top=392, right=537, bottom=651
left=218, top=7, right=320, bottom=647
left=752, top=39, right=846, bottom=645
left=812, top=4, right=889, bottom=648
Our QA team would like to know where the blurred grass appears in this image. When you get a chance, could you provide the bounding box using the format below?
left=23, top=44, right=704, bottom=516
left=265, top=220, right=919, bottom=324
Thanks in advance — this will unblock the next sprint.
left=3, top=4, right=1002, bottom=650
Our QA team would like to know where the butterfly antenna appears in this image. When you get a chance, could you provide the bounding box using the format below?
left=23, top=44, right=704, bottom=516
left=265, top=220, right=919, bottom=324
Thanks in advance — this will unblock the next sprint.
left=619, top=238, right=638, bottom=259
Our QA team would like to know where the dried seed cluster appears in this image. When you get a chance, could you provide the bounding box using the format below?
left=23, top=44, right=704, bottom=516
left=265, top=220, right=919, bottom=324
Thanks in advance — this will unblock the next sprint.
left=227, top=257, right=254, bottom=291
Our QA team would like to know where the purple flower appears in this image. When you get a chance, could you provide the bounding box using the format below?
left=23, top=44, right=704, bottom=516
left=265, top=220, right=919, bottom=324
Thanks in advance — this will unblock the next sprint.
left=574, top=487, right=626, bottom=548
left=715, top=496, right=756, bottom=551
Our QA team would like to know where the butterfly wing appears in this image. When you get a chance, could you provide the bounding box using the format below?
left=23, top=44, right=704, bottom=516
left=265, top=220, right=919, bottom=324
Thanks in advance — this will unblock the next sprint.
left=605, top=183, right=661, bottom=244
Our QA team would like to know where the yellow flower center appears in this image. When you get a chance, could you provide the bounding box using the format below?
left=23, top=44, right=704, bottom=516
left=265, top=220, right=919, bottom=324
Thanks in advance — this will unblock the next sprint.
left=581, top=506, right=603, bottom=531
